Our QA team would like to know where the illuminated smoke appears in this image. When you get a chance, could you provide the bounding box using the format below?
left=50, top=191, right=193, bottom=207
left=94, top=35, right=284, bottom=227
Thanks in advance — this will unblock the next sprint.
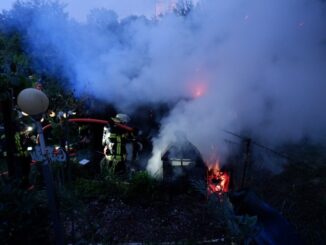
left=2, top=0, right=326, bottom=175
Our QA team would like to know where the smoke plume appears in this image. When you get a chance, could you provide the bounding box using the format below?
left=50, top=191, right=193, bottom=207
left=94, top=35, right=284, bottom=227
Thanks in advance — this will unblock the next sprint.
left=2, top=0, right=326, bottom=174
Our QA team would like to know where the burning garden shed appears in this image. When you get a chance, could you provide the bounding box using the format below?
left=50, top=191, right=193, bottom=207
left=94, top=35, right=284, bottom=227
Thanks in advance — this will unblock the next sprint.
left=161, top=132, right=206, bottom=186
left=160, top=132, right=232, bottom=195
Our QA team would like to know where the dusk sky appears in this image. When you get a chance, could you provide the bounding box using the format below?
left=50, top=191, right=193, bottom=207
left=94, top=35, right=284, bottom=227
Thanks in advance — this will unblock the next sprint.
left=0, top=0, right=181, bottom=20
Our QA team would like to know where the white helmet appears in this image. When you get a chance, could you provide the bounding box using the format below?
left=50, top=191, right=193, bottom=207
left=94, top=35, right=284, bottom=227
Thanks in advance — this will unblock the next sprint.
left=114, top=113, right=130, bottom=124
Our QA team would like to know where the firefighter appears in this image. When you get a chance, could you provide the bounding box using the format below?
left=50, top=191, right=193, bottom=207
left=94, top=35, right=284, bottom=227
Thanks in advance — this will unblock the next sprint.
left=13, top=112, right=34, bottom=188
left=101, top=113, right=132, bottom=177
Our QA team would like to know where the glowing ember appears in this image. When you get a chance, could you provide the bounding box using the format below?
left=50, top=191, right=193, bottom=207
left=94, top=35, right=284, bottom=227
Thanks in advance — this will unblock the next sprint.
left=191, top=83, right=207, bottom=98
left=207, top=163, right=230, bottom=195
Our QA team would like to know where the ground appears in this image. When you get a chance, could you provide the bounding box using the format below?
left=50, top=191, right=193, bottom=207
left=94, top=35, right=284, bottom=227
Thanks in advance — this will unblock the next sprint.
left=65, top=195, right=230, bottom=243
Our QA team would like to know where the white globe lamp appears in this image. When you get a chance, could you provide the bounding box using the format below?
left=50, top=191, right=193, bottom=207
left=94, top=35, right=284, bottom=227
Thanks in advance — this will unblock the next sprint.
left=17, top=88, right=49, bottom=116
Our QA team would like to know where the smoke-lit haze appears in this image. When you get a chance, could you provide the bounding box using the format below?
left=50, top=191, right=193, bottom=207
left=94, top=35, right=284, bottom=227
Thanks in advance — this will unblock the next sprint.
left=2, top=0, right=326, bottom=174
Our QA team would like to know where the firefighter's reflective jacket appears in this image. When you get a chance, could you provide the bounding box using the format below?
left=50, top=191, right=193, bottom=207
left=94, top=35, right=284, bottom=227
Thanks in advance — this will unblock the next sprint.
left=14, top=132, right=29, bottom=157
left=102, top=124, right=130, bottom=161
left=14, top=125, right=34, bottom=158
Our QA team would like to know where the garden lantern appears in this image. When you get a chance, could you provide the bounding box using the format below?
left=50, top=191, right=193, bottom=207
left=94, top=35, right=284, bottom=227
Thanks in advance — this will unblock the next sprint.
left=17, top=88, right=49, bottom=116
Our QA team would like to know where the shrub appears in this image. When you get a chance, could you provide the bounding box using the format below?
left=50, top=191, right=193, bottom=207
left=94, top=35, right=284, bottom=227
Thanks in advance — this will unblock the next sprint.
left=126, top=171, right=158, bottom=203
left=0, top=177, right=51, bottom=244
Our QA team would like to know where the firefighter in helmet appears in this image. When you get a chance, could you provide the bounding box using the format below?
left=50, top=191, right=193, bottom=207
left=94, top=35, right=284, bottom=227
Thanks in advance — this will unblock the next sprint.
left=101, top=113, right=131, bottom=177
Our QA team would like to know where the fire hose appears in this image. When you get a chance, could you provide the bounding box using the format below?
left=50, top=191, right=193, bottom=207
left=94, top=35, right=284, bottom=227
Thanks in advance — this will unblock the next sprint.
left=42, top=118, right=134, bottom=132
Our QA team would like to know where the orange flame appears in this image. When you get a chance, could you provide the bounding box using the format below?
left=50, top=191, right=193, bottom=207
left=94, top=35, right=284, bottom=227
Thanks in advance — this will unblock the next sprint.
left=207, top=162, right=230, bottom=195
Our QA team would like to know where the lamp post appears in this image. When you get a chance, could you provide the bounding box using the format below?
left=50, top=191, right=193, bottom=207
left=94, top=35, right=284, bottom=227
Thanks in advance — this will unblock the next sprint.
left=17, top=88, right=64, bottom=245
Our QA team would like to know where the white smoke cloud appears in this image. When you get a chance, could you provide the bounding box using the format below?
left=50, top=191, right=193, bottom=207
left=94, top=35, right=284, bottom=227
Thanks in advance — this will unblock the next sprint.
left=2, top=0, right=326, bottom=174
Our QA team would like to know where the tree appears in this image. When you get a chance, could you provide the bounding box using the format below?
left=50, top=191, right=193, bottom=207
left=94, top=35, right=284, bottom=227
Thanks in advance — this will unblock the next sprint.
left=174, top=0, right=194, bottom=17
left=0, top=32, right=32, bottom=178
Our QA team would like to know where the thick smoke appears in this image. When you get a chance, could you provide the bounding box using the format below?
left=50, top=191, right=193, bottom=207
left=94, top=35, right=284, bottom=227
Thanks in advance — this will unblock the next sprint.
left=2, top=0, right=326, bottom=174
